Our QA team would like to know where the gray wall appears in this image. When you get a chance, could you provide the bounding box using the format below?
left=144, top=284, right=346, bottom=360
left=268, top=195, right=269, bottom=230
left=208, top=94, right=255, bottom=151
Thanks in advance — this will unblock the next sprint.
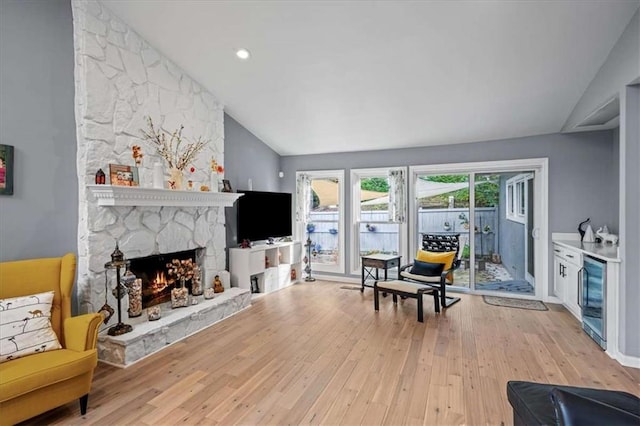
left=224, top=113, right=283, bottom=251
left=563, top=10, right=639, bottom=131
left=571, top=7, right=639, bottom=359
left=224, top=113, right=282, bottom=193
left=620, top=84, right=639, bottom=357
left=0, top=0, right=78, bottom=262
left=281, top=130, right=618, bottom=294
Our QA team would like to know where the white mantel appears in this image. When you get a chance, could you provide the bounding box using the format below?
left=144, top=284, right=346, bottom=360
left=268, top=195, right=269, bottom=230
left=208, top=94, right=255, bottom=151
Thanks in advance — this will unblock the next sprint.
left=88, top=185, right=242, bottom=207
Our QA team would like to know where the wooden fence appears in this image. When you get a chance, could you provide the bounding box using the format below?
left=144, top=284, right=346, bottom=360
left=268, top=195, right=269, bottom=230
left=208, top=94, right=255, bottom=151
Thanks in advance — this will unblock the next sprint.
left=308, top=207, right=498, bottom=256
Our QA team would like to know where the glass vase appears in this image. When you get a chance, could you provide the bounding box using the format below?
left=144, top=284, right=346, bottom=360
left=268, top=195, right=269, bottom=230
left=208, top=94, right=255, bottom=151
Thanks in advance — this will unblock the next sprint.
left=169, top=167, right=184, bottom=190
left=128, top=278, right=142, bottom=317
left=171, top=277, right=189, bottom=308
left=191, top=265, right=203, bottom=296
left=210, top=172, right=219, bottom=192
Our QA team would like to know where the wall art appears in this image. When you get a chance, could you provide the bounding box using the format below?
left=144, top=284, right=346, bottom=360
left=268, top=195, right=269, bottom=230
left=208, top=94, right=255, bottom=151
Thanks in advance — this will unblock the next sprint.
left=0, top=144, right=14, bottom=195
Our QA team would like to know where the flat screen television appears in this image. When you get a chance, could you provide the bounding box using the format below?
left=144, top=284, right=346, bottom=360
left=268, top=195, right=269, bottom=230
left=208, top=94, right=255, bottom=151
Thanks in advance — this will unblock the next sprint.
left=237, top=190, right=293, bottom=242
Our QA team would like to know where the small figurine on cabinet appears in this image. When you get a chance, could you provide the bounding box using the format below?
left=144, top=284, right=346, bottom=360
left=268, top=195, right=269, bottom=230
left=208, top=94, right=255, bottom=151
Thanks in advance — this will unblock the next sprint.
left=213, top=275, right=224, bottom=293
left=240, top=239, right=251, bottom=249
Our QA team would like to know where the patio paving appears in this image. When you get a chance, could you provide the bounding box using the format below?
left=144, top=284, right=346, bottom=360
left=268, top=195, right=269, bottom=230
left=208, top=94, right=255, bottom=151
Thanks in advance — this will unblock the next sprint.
left=453, top=261, right=534, bottom=294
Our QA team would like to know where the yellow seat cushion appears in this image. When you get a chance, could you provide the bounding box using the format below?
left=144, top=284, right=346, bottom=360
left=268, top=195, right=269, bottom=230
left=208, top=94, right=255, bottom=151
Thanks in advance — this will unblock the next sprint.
left=0, top=348, right=97, bottom=402
left=416, top=250, right=456, bottom=271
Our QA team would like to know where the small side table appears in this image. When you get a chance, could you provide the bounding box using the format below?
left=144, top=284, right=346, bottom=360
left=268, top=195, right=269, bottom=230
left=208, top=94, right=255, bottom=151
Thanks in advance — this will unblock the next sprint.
left=361, top=254, right=401, bottom=292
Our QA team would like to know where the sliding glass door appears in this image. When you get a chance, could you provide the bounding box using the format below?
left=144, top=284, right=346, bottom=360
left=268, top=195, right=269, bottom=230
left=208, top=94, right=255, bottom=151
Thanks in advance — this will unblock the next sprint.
left=409, top=160, right=547, bottom=300
left=473, top=172, right=535, bottom=295
left=414, top=174, right=471, bottom=288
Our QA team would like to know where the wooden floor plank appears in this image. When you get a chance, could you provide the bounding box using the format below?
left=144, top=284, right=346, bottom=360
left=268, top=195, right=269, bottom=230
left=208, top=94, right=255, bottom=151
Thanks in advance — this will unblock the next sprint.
left=19, top=282, right=639, bottom=426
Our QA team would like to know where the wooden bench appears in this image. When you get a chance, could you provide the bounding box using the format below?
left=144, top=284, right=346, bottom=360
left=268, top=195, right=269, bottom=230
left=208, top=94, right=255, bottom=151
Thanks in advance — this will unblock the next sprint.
left=373, top=280, right=440, bottom=322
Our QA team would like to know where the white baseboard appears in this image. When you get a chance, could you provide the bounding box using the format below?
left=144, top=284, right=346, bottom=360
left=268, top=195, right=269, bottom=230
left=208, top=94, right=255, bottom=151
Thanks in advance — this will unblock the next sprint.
left=544, top=295, right=563, bottom=304
left=608, top=350, right=640, bottom=369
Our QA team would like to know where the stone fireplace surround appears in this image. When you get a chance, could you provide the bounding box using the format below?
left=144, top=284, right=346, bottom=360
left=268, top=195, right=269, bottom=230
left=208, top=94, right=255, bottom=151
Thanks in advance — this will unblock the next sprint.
left=87, top=187, right=251, bottom=367
left=71, top=1, right=252, bottom=367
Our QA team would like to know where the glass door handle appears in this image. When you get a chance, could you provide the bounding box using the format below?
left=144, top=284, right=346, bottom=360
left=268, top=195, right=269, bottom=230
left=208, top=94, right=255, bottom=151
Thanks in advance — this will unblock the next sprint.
left=578, top=267, right=584, bottom=307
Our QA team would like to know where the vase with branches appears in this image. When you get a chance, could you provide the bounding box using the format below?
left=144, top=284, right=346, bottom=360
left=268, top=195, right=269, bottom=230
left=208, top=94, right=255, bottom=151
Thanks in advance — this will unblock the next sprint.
left=140, top=116, right=208, bottom=189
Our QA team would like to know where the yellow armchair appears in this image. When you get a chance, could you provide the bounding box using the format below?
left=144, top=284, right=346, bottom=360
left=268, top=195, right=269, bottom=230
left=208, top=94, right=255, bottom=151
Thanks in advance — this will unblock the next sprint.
left=0, top=253, right=102, bottom=426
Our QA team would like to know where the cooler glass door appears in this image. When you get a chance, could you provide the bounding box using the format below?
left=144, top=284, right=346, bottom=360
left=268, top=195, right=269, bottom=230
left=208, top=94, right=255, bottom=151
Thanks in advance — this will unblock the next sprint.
left=582, top=256, right=606, bottom=346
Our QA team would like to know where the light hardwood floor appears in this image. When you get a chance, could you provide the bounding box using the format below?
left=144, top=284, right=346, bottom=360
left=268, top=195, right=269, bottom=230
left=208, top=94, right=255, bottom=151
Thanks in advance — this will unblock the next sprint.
left=23, top=281, right=639, bottom=425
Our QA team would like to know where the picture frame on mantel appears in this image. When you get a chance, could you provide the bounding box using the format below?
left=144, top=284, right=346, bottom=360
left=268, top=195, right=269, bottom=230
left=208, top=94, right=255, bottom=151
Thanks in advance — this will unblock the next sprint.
left=221, top=179, right=233, bottom=193
left=109, top=164, right=139, bottom=187
left=0, top=144, right=14, bottom=195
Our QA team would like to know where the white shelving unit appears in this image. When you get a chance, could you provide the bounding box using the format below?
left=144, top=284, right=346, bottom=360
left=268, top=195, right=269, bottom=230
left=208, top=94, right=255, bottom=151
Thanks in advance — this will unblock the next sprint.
left=229, top=242, right=302, bottom=295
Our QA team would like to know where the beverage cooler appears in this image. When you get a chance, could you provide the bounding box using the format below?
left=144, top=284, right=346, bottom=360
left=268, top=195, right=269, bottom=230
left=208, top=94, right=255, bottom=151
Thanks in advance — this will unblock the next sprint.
left=580, top=256, right=606, bottom=349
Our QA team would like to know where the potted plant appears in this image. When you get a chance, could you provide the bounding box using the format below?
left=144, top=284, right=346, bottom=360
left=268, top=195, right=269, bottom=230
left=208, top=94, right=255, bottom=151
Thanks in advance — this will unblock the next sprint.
left=329, top=228, right=338, bottom=235
left=483, top=225, right=492, bottom=234
left=458, top=213, right=470, bottom=230
left=366, top=223, right=377, bottom=232
left=461, top=244, right=471, bottom=269
left=443, top=221, right=452, bottom=231
left=306, top=223, right=315, bottom=233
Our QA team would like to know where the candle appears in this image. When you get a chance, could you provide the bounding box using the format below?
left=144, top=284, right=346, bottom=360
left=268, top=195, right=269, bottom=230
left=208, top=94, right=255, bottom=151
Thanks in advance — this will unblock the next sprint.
left=147, top=306, right=161, bottom=321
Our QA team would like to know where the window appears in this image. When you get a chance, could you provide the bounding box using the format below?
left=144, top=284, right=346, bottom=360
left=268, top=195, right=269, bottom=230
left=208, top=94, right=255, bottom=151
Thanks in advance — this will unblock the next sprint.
left=350, top=168, right=407, bottom=275
left=296, top=170, right=345, bottom=274
left=506, top=174, right=530, bottom=223
left=507, top=184, right=515, bottom=217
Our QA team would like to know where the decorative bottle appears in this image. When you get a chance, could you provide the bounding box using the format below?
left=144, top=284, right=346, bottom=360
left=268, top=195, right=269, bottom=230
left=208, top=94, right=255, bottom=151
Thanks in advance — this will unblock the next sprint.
left=152, top=162, right=164, bottom=189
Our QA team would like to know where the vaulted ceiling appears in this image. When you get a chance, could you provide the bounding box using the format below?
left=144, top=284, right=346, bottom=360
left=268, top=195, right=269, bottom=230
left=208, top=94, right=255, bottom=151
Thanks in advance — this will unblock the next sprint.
left=103, top=1, right=639, bottom=155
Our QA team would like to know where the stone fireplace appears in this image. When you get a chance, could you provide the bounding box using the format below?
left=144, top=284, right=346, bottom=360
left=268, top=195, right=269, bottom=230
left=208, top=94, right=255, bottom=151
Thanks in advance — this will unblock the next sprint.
left=71, top=1, right=251, bottom=367
left=128, top=248, right=204, bottom=309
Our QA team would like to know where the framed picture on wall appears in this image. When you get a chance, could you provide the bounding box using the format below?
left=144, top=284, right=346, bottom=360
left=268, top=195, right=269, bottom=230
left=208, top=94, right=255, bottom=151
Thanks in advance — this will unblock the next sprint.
left=0, top=144, right=14, bottom=195
left=109, top=164, right=139, bottom=187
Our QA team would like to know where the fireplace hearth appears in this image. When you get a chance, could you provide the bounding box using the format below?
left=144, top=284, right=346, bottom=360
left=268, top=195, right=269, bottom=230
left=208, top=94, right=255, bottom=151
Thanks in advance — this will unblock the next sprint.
left=128, top=248, right=205, bottom=309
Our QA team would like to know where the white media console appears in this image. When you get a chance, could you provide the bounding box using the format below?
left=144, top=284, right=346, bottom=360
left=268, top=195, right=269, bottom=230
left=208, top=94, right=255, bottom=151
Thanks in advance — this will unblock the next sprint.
left=229, top=241, right=302, bottom=295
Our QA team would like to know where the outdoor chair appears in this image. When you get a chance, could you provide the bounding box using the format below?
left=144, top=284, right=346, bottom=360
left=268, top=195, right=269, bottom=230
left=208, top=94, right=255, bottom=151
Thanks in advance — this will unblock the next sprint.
left=398, top=233, right=465, bottom=308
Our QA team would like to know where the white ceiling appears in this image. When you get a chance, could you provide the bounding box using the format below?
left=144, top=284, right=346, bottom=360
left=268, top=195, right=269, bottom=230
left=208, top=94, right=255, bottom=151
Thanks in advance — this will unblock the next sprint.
left=103, top=1, right=639, bottom=156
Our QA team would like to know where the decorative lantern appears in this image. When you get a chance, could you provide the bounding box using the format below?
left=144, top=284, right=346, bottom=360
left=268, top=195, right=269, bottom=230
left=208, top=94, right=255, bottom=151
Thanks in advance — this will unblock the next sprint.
left=95, top=168, right=106, bottom=184
left=104, top=243, right=133, bottom=336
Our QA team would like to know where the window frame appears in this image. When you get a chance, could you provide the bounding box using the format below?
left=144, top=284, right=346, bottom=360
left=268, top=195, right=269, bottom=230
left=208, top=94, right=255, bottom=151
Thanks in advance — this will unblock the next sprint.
left=350, top=167, right=408, bottom=276
left=506, top=174, right=531, bottom=224
left=409, top=159, right=548, bottom=301
left=295, top=169, right=346, bottom=274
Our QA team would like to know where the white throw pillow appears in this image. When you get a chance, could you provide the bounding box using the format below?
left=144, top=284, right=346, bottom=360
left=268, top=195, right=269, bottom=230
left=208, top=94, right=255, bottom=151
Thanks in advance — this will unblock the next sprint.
left=0, top=291, right=62, bottom=363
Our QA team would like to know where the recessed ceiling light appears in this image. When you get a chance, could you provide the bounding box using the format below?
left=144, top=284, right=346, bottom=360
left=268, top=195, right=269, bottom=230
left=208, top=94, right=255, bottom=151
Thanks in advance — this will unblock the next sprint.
left=236, top=48, right=250, bottom=60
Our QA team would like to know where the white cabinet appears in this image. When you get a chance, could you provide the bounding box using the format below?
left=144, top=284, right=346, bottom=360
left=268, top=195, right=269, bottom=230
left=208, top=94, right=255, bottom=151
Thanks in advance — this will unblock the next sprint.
left=552, top=239, right=627, bottom=366
left=564, top=261, right=581, bottom=318
left=553, top=254, right=565, bottom=300
left=552, top=243, right=582, bottom=319
left=229, top=242, right=302, bottom=296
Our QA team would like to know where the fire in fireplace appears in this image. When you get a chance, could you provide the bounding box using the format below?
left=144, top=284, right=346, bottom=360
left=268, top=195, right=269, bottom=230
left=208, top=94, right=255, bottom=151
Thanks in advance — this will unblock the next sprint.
left=128, top=248, right=205, bottom=309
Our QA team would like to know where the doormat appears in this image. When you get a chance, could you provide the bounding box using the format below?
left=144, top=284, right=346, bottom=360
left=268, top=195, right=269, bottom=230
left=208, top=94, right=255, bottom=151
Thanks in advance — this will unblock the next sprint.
left=483, top=295, right=548, bottom=311
left=340, top=285, right=362, bottom=291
